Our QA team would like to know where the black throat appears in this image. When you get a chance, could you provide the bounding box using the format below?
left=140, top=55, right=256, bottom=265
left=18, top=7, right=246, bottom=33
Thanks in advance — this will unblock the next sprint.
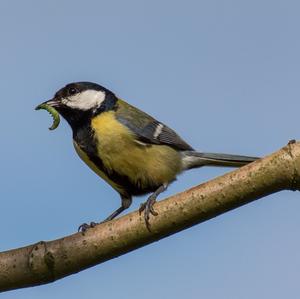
left=58, top=108, right=92, bottom=132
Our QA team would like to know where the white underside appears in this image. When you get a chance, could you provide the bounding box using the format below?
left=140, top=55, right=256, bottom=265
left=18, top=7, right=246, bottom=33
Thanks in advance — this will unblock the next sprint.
left=181, top=154, right=201, bottom=170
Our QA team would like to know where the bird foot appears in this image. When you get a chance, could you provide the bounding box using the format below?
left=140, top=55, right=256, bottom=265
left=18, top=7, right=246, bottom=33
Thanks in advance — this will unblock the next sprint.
left=139, top=195, right=158, bottom=230
left=78, top=221, right=98, bottom=232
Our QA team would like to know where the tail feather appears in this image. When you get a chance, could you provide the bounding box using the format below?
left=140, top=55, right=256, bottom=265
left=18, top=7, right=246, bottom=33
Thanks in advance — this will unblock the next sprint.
left=182, top=151, right=259, bottom=170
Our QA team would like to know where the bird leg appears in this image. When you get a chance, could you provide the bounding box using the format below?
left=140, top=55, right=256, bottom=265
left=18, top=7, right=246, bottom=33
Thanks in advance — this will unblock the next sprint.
left=103, top=196, right=132, bottom=222
left=78, top=196, right=132, bottom=232
left=139, top=183, right=168, bottom=230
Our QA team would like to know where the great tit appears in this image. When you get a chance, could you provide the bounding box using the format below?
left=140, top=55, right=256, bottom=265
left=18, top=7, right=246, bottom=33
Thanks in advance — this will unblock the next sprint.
left=38, top=82, right=258, bottom=231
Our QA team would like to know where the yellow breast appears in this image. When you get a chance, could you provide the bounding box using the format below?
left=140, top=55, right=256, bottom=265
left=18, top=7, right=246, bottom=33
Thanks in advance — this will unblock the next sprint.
left=90, top=111, right=182, bottom=189
left=73, top=141, right=125, bottom=194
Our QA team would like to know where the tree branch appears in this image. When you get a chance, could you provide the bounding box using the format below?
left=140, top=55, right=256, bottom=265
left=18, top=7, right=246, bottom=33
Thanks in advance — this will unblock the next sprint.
left=1, top=141, right=300, bottom=292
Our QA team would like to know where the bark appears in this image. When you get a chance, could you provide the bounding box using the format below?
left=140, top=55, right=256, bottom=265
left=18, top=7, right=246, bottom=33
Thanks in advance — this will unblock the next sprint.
left=1, top=141, right=300, bottom=292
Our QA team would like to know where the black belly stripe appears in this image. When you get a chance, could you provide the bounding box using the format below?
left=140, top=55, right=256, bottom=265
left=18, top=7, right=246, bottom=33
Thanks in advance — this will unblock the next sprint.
left=73, top=123, right=159, bottom=197
left=88, top=154, right=158, bottom=196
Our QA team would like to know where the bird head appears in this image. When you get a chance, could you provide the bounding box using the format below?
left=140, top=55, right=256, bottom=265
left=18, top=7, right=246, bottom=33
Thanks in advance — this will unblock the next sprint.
left=39, top=82, right=117, bottom=129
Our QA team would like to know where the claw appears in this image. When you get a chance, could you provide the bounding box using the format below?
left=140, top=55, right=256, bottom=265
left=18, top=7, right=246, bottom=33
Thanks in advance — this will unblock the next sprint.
left=139, top=202, right=146, bottom=214
left=78, top=221, right=98, bottom=232
left=140, top=195, right=158, bottom=231
left=149, top=204, right=158, bottom=216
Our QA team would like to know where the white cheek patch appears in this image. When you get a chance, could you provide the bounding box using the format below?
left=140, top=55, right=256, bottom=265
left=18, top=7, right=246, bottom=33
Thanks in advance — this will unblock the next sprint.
left=65, top=90, right=106, bottom=111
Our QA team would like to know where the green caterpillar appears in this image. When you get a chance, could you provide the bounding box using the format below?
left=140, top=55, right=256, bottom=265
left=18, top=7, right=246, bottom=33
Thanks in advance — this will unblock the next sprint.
left=35, top=103, right=60, bottom=130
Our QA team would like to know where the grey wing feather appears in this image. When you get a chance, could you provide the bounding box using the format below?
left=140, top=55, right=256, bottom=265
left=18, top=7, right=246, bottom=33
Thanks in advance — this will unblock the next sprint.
left=115, top=99, right=194, bottom=151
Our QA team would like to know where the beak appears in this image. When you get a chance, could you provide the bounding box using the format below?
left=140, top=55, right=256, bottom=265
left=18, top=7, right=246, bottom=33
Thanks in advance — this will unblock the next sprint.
left=35, top=98, right=61, bottom=110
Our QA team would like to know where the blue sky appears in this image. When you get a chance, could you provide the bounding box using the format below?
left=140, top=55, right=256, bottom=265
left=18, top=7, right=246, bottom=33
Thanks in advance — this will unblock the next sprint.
left=1, top=0, right=300, bottom=298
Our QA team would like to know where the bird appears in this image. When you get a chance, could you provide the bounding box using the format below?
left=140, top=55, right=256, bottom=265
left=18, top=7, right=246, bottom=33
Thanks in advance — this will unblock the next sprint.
left=38, top=82, right=259, bottom=231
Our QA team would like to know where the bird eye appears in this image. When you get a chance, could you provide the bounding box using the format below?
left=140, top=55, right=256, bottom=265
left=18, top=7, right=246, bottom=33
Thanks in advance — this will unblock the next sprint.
left=68, top=87, right=77, bottom=95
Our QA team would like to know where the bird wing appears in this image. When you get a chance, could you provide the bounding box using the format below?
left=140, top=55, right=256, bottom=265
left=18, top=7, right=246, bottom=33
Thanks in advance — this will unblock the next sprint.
left=115, top=99, right=194, bottom=151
